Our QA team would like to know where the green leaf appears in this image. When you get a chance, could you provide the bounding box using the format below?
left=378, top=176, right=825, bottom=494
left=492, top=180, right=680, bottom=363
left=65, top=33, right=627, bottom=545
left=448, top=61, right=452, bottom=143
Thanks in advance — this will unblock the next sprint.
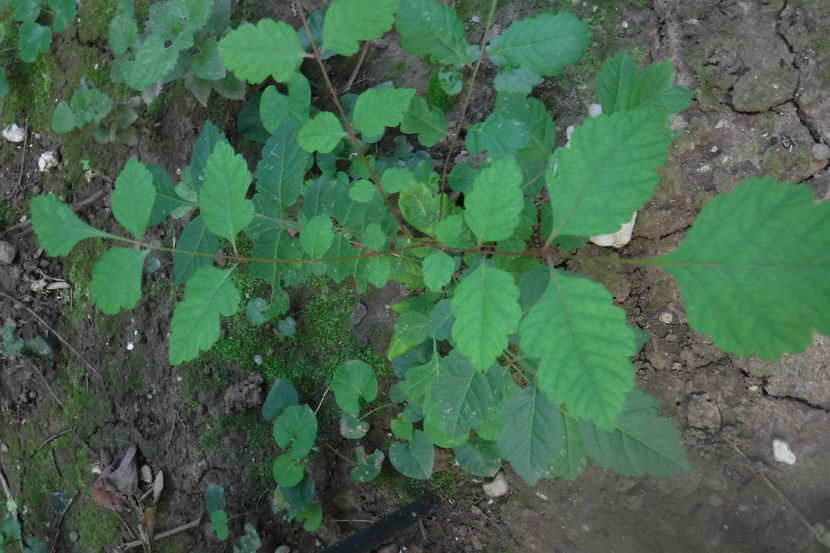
left=339, top=412, right=370, bottom=439
left=547, top=107, right=671, bottom=239
left=147, top=164, right=191, bottom=224
left=549, top=410, right=587, bottom=480
left=435, top=214, right=473, bottom=249
left=69, top=86, right=113, bottom=124
left=463, top=156, right=524, bottom=243
left=218, top=19, right=304, bottom=83
left=398, top=182, right=440, bottom=236
left=189, top=120, right=228, bottom=192
left=205, top=484, right=227, bottom=513
left=349, top=179, right=376, bottom=203
left=210, top=510, right=229, bottom=540
left=30, top=195, right=112, bottom=256
left=272, top=454, right=304, bottom=487
left=273, top=404, right=318, bottom=459
left=192, top=37, right=226, bottom=81
left=520, top=269, right=638, bottom=428
left=494, top=94, right=556, bottom=192
left=428, top=349, right=493, bottom=436
left=421, top=251, right=455, bottom=292
left=298, top=112, right=345, bottom=153
left=12, top=0, right=40, bottom=21
left=400, top=96, right=448, bottom=147
left=23, top=537, right=48, bottom=553
left=581, top=388, right=691, bottom=477
left=234, top=523, right=262, bottom=553
left=466, top=114, right=528, bottom=159
left=299, top=503, right=323, bottom=531
left=422, top=416, right=467, bottom=448
left=389, top=430, right=434, bottom=480
left=260, top=73, right=310, bottom=132
left=653, top=178, right=830, bottom=359
left=18, top=21, right=52, bottom=63
left=254, top=121, right=310, bottom=213
left=322, top=0, right=399, bottom=56
left=454, top=437, right=501, bottom=477
left=112, top=158, right=155, bottom=239
left=488, top=13, right=591, bottom=77
left=451, top=262, right=521, bottom=370
left=365, top=256, right=391, bottom=288
left=381, top=167, right=415, bottom=194
left=108, top=12, right=139, bottom=55
left=0, top=513, right=21, bottom=540
left=391, top=413, right=414, bottom=441
left=51, top=101, right=79, bottom=133
left=0, top=71, right=8, bottom=99
left=48, top=0, right=77, bottom=32
left=300, top=215, right=334, bottom=258
left=497, top=386, right=563, bottom=485
left=396, top=0, right=475, bottom=66
left=596, top=52, right=692, bottom=115
left=262, top=378, right=299, bottom=421
left=173, top=216, right=218, bottom=285
left=494, top=67, right=542, bottom=95
left=403, top=343, right=441, bottom=400
left=350, top=447, right=384, bottom=483
left=388, top=310, right=430, bottom=360
left=353, top=87, right=415, bottom=137
left=89, top=248, right=148, bottom=314
left=199, top=141, right=254, bottom=245
left=331, top=360, right=378, bottom=414
left=169, top=266, right=240, bottom=364
left=122, top=35, right=179, bottom=90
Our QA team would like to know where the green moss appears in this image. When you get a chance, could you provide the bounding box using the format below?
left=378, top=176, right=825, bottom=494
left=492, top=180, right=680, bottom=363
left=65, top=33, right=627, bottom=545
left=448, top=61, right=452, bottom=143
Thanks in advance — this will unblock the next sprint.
left=761, top=149, right=787, bottom=180
left=794, top=146, right=813, bottom=169
left=77, top=0, right=119, bottom=42
left=430, top=467, right=465, bottom=500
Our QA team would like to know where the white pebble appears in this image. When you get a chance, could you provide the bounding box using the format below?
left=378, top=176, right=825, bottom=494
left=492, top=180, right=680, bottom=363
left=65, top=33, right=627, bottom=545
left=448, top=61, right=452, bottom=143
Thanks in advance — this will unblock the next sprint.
left=3, top=124, right=25, bottom=142
left=38, top=151, right=60, bottom=173
left=588, top=103, right=603, bottom=117
left=589, top=212, right=637, bottom=249
left=482, top=472, right=509, bottom=498
left=470, top=14, right=481, bottom=23
left=715, top=118, right=728, bottom=129
left=772, top=439, right=796, bottom=465
left=621, top=21, right=629, bottom=28
left=126, top=341, right=134, bottom=351
left=659, top=312, right=674, bottom=325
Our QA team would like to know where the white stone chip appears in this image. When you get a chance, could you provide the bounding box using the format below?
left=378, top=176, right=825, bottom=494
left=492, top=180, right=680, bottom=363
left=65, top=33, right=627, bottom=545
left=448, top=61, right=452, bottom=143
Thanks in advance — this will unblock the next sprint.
left=482, top=471, right=509, bottom=498
left=588, top=103, right=603, bottom=117
left=772, top=439, right=796, bottom=465
left=589, top=212, right=637, bottom=248
left=2, top=124, right=25, bottom=142
left=38, top=151, right=60, bottom=172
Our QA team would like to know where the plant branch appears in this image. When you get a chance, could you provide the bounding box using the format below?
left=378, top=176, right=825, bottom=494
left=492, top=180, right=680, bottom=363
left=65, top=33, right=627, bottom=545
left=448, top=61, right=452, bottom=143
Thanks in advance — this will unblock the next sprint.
left=438, top=0, right=499, bottom=218
left=294, top=2, right=412, bottom=239
left=48, top=490, right=79, bottom=553
left=117, top=515, right=202, bottom=551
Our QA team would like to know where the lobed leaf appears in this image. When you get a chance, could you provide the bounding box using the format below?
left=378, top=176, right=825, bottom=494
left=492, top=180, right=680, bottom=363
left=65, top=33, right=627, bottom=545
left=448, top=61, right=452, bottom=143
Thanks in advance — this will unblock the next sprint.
left=451, top=261, right=521, bottom=371
left=272, top=454, right=304, bottom=487
left=547, top=107, right=671, bottom=239
left=497, top=386, right=563, bottom=485
left=112, top=158, right=156, bottom=239
left=218, top=20, right=304, bottom=83
left=298, top=112, right=345, bottom=153
left=89, top=248, right=149, bottom=314
left=520, top=269, right=638, bottom=429
left=488, top=13, right=592, bottom=77
left=653, top=178, right=830, bottom=359
left=49, top=0, right=78, bottom=32
left=331, top=360, right=378, bottom=414
left=169, top=266, right=240, bottom=364
left=31, top=195, right=112, bottom=256
left=596, top=52, right=693, bottom=116
left=199, top=141, right=254, bottom=246
left=400, top=96, right=448, bottom=147
left=109, top=11, right=139, bottom=55
left=322, top=0, right=400, bottom=56
left=350, top=448, right=384, bottom=483
left=581, top=388, right=691, bottom=477
left=122, top=35, right=179, bottom=90
left=463, top=156, right=524, bottom=243
left=395, top=0, right=475, bottom=66
left=353, top=87, right=415, bottom=137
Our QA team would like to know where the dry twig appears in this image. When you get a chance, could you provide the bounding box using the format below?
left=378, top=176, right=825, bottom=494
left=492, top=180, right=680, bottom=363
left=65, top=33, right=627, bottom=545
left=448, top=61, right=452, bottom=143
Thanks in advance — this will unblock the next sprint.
left=117, top=515, right=203, bottom=551
left=48, top=490, right=79, bottom=553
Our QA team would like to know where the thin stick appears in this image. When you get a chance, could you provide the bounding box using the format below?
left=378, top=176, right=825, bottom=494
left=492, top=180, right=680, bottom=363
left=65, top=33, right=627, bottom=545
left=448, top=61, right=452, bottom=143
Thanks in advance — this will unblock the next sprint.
left=342, top=41, right=370, bottom=93
left=314, top=386, right=331, bottom=415
left=726, top=439, right=825, bottom=545
left=118, top=515, right=202, bottom=551
left=16, top=117, right=29, bottom=192
left=0, top=290, right=101, bottom=377
left=0, top=463, right=16, bottom=513
left=48, top=490, right=79, bottom=553
left=34, top=428, right=73, bottom=454
left=31, top=365, right=65, bottom=408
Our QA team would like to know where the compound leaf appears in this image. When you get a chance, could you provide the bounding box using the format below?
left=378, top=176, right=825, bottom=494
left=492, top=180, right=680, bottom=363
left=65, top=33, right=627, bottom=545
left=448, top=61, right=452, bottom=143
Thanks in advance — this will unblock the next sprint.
left=428, top=349, right=492, bottom=436
left=653, top=178, right=830, bottom=359
left=199, top=141, right=254, bottom=246
left=273, top=404, right=318, bottom=459
left=331, top=360, right=378, bottom=414
left=581, top=388, right=691, bottom=477
left=497, top=386, right=563, bottom=485
left=400, top=96, right=448, bottom=147
left=112, top=158, right=155, bottom=239
left=547, top=107, right=671, bottom=239
left=90, top=248, right=149, bottom=314
left=596, top=52, right=693, bottom=116
left=298, top=111, right=345, bottom=153
left=466, top=114, right=528, bottom=159
left=396, top=0, right=474, bottom=66
left=218, top=20, right=303, bottom=83
left=353, top=87, right=415, bottom=137
left=488, top=13, right=591, bottom=77
left=31, top=195, right=112, bottom=256
left=520, top=269, right=638, bottom=429
left=18, top=21, right=52, bottom=63
left=463, top=156, right=524, bottom=243
left=322, top=0, right=399, bottom=56
left=262, top=378, right=299, bottom=421
left=421, top=251, right=455, bottom=292
left=389, top=430, right=434, bottom=480
left=272, top=454, right=304, bottom=487
left=454, top=437, right=501, bottom=478
left=300, top=215, right=334, bottom=258
left=451, top=261, right=521, bottom=371
left=169, top=266, right=240, bottom=364
left=174, top=216, right=219, bottom=285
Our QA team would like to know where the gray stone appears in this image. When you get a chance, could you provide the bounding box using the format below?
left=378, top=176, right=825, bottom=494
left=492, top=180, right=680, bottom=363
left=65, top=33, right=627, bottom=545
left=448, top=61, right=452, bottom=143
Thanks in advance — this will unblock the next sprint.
left=732, top=66, right=799, bottom=112
left=687, top=394, right=721, bottom=430
left=482, top=471, right=509, bottom=498
left=812, top=143, right=830, bottom=161
left=0, top=241, right=16, bottom=264
left=764, top=335, right=830, bottom=409
left=69, top=531, right=80, bottom=542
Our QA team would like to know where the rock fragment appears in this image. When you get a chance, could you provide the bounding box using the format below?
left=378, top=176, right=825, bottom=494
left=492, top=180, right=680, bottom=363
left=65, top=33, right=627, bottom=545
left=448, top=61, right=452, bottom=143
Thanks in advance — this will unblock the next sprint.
left=37, top=150, right=60, bottom=172
left=482, top=471, right=509, bottom=498
left=686, top=394, right=721, bottom=431
left=812, top=143, right=830, bottom=161
left=772, top=438, right=796, bottom=465
left=2, top=124, right=25, bottom=142
left=0, top=241, right=16, bottom=265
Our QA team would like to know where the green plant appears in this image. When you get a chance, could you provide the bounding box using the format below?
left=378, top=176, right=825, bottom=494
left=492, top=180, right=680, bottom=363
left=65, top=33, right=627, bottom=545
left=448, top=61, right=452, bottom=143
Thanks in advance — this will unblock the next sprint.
left=204, top=484, right=263, bottom=551
left=29, top=0, right=830, bottom=529
left=1, top=324, right=52, bottom=359
left=0, top=504, right=47, bottom=553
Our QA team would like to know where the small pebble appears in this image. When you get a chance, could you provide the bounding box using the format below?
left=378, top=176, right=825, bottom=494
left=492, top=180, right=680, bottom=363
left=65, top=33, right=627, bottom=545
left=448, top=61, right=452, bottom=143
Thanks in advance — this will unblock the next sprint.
left=38, top=151, right=60, bottom=172
left=812, top=143, right=830, bottom=161
left=2, top=124, right=25, bottom=142
left=482, top=471, right=509, bottom=498
left=470, top=14, right=481, bottom=23
left=772, top=438, right=796, bottom=465
left=69, top=531, right=80, bottom=542
left=588, top=103, right=603, bottom=117
left=0, top=241, right=17, bottom=265
left=659, top=312, right=674, bottom=325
